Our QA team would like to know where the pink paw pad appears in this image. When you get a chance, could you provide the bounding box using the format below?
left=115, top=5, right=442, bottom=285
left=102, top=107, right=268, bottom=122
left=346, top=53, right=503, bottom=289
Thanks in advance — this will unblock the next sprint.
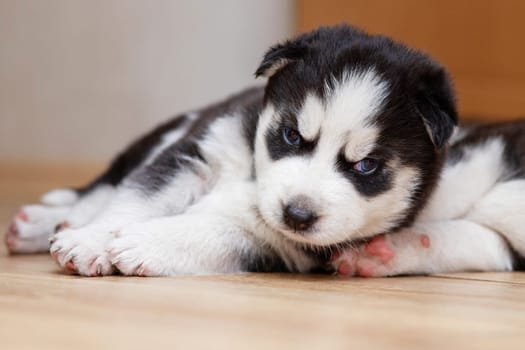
left=364, top=235, right=395, bottom=263
left=337, top=261, right=354, bottom=276
left=356, top=259, right=378, bottom=278
left=136, top=264, right=150, bottom=277
left=331, top=249, right=358, bottom=276
left=8, top=222, right=18, bottom=235
left=420, top=234, right=431, bottom=248
left=5, top=222, right=19, bottom=250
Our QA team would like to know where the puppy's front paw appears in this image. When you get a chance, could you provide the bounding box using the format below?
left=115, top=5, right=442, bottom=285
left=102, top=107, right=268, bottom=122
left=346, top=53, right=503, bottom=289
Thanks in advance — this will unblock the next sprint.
left=50, top=228, right=114, bottom=276
left=5, top=205, right=69, bottom=253
left=108, top=225, right=167, bottom=276
left=332, top=232, right=431, bottom=277
left=331, top=235, right=395, bottom=277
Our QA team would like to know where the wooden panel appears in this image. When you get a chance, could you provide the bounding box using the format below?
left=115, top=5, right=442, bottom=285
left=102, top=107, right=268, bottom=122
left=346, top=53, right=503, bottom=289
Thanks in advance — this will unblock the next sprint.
left=297, top=0, right=525, bottom=121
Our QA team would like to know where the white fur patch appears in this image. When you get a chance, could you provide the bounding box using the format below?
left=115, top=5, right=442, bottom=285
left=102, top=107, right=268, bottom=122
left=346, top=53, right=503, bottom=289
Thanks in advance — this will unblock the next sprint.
left=297, top=94, right=325, bottom=140
left=6, top=204, right=70, bottom=254
left=66, top=184, right=116, bottom=228
left=329, top=70, right=387, bottom=161
left=419, top=137, right=507, bottom=221
left=325, top=69, right=388, bottom=134
left=297, top=70, right=388, bottom=161
left=15, top=205, right=69, bottom=239
left=41, top=188, right=78, bottom=206
left=198, top=115, right=253, bottom=183
left=466, top=179, right=525, bottom=255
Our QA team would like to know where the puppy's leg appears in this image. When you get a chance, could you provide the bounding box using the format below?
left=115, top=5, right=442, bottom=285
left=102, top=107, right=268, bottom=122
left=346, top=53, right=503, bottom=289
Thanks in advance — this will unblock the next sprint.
left=5, top=204, right=70, bottom=254
left=49, top=188, right=153, bottom=276
left=58, top=184, right=116, bottom=230
left=108, top=182, right=289, bottom=276
left=5, top=188, right=78, bottom=254
left=6, top=113, right=191, bottom=254
left=49, top=167, right=209, bottom=276
left=465, top=179, right=525, bottom=259
left=332, top=220, right=513, bottom=277
left=108, top=214, right=262, bottom=276
left=5, top=185, right=116, bottom=254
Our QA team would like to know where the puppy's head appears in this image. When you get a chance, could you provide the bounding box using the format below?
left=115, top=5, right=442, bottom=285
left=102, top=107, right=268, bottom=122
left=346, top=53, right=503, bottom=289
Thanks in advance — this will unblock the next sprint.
left=254, top=25, right=457, bottom=247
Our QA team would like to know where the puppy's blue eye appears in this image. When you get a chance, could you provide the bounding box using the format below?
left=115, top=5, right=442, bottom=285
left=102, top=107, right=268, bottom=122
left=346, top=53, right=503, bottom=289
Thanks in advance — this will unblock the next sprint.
left=283, top=127, right=302, bottom=146
left=353, top=158, right=379, bottom=175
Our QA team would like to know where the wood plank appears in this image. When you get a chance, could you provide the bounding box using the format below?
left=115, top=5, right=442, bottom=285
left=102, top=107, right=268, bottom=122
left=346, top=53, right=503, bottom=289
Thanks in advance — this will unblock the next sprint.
left=1, top=252, right=525, bottom=350
left=437, top=272, right=525, bottom=285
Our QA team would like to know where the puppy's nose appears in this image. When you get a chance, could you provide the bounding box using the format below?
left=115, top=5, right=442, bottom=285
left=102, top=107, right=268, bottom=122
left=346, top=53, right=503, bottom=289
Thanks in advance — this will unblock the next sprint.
left=283, top=204, right=317, bottom=231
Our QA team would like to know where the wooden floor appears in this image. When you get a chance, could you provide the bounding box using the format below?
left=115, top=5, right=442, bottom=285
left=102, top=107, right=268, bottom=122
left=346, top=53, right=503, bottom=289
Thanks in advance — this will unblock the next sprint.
left=1, top=163, right=525, bottom=350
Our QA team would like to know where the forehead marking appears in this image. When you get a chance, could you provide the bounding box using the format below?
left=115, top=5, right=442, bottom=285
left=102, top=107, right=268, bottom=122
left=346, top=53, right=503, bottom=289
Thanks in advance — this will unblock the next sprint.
left=298, top=69, right=389, bottom=161
left=297, top=94, right=325, bottom=140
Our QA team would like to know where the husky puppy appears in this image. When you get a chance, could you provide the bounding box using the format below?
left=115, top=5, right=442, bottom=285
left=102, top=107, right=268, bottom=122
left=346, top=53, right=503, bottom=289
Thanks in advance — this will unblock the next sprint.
left=5, top=25, right=525, bottom=277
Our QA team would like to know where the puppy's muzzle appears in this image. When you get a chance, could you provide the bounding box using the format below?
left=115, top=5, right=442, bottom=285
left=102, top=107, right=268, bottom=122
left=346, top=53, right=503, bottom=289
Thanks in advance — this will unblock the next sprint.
left=283, top=197, right=318, bottom=232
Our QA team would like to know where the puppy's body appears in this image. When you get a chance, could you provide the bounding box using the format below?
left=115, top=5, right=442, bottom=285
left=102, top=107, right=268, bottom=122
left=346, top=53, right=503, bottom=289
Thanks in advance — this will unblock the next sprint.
left=6, top=25, right=525, bottom=276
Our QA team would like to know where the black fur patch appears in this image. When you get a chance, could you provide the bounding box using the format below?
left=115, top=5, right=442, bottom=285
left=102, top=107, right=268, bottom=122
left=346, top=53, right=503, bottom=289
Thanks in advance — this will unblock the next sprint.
left=449, top=120, right=525, bottom=180
left=241, top=250, right=289, bottom=273
left=241, top=90, right=265, bottom=152
left=130, top=139, right=205, bottom=193
left=265, top=112, right=319, bottom=161
left=336, top=153, right=394, bottom=197
left=255, top=41, right=308, bottom=78
left=75, top=87, right=263, bottom=197
left=76, top=114, right=189, bottom=195
left=129, top=87, right=264, bottom=193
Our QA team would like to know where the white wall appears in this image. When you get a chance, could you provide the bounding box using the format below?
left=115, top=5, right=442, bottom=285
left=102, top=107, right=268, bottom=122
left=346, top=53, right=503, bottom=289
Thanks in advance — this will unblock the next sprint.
left=0, top=0, right=294, bottom=162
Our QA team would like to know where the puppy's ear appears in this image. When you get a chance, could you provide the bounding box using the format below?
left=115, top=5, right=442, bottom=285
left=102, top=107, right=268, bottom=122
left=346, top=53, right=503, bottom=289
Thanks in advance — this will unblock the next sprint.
left=255, top=41, right=307, bottom=78
left=415, top=63, right=458, bottom=149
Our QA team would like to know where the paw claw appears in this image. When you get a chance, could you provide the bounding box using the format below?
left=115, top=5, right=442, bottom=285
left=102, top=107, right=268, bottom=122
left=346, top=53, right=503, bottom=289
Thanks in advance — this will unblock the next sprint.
left=5, top=231, right=16, bottom=249
left=65, top=260, right=76, bottom=272
left=50, top=229, right=114, bottom=276
left=108, top=230, right=162, bottom=276
left=8, top=222, right=18, bottom=235
left=337, top=261, right=354, bottom=276
left=88, top=262, right=102, bottom=276
left=51, top=250, right=59, bottom=260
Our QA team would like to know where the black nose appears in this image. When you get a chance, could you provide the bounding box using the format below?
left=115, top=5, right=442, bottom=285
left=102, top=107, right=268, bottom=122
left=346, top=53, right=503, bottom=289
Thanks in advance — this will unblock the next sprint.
left=283, top=204, right=317, bottom=231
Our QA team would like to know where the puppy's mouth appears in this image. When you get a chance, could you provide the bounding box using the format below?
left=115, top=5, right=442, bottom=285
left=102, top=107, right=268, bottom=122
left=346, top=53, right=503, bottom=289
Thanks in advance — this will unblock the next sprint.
left=255, top=206, right=352, bottom=248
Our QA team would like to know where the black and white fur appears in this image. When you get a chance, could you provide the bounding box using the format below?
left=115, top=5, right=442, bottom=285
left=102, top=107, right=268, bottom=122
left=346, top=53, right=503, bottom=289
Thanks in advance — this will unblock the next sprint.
left=5, top=25, right=525, bottom=277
